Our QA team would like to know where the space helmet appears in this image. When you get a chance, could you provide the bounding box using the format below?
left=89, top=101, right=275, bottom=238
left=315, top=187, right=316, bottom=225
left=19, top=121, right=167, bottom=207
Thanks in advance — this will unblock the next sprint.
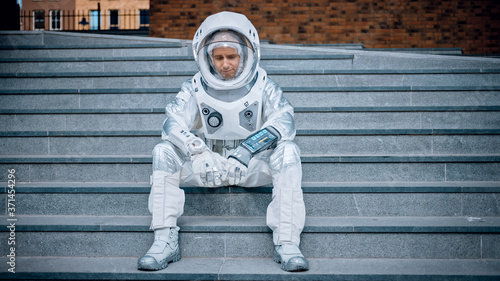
left=192, top=11, right=260, bottom=90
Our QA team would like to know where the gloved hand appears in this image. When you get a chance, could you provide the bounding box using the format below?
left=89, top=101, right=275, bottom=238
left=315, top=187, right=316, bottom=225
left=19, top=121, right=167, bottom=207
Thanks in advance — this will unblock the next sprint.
left=223, top=157, right=247, bottom=186
left=191, top=150, right=224, bottom=187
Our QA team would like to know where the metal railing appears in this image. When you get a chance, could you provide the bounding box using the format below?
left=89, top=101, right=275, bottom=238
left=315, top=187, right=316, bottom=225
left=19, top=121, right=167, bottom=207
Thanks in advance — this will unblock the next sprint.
left=20, top=9, right=149, bottom=31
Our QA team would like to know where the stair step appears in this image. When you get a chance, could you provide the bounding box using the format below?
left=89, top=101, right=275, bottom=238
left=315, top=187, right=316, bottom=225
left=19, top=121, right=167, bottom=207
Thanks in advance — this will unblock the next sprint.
left=2, top=68, right=500, bottom=77
left=2, top=216, right=499, bottom=259
left=2, top=257, right=499, bottom=280
left=0, top=54, right=355, bottom=61
left=0, top=43, right=184, bottom=50
left=302, top=46, right=500, bottom=70
left=2, top=85, right=499, bottom=93
left=9, top=215, right=500, bottom=233
left=366, top=47, right=464, bottom=55
left=0, top=54, right=354, bottom=73
left=1, top=87, right=499, bottom=110
left=5, top=182, right=500, bottom=217
left=0, top=33, right=190, bottom=58
left=0, top=45, right=190, bottom=58
left=2, top=132, right=500, bottom=156
left=3, top=105, right=500, bottom=114
left=2, top=155, right=499, bottom=164
left=3, top=128, right=500, bottom=136
left=2, top=111, right=499, bottom=131
left=0, top=59, right=199, bottom=74
left=0, top=31, right=186, bottom=48
left=1, top=70, right=499, bottom=90
left=9, top=181, right=500, bottom=193
left=1, top=156, right=498, bottom=183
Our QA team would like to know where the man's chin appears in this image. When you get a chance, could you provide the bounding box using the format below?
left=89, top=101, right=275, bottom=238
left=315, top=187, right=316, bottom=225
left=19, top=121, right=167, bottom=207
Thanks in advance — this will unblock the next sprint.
left=221, top=72, right=236, bottom=79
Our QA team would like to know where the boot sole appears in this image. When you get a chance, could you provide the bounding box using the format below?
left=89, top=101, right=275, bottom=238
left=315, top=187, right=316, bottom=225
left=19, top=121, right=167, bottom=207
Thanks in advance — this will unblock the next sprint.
left=273, top=249, right=309, bottom=272
left=138, top=247, right=181, bottom=271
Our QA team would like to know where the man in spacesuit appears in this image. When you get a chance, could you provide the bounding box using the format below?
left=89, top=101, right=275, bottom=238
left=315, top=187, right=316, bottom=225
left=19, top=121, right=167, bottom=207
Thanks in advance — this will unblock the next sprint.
left=137, top=11, right=308, bottom=272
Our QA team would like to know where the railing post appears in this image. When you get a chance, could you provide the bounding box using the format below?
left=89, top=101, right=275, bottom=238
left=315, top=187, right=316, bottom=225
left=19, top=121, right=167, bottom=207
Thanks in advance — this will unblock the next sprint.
left=97, top=3, right=101, bottom=31
left=19, top=7, right=148, bottom=32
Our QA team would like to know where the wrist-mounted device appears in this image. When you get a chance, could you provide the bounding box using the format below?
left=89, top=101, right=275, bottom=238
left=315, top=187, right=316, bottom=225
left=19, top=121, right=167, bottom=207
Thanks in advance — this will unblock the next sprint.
left=167, top=129, right=207, bottom=156
left=228, top=126, right=281, bottom=167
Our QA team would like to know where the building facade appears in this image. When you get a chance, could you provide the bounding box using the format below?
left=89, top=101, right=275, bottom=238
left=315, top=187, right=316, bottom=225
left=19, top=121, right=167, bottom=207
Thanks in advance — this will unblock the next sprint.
left=149, top=0, right=500, bottom=55
left=21, top=0, right=149, bottom=31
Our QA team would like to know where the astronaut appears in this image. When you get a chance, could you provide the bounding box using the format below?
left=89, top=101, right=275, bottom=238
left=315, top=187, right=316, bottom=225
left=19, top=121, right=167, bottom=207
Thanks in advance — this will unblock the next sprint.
left=137, top=11, right=308, bottom=272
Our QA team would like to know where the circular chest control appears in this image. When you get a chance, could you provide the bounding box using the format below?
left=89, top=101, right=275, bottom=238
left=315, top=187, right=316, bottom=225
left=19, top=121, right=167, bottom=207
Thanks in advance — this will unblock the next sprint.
left=208, top=112, right=222, bottom=128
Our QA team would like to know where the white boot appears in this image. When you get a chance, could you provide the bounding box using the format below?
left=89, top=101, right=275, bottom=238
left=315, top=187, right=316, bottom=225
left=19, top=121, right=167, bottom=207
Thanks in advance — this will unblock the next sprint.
left=137, top=227, right=181, bottom=271
left=273, top=243, right=309, bottom=272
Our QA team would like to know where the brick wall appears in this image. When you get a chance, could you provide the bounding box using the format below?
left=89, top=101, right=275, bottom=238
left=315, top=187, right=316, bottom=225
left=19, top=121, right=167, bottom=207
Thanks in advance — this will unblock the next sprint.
left=150, top=0, right=500, bottom=54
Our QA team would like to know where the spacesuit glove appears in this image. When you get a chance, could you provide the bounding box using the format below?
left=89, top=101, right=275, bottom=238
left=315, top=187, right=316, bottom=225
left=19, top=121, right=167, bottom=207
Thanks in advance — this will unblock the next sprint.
left=191, top=150, right=224, bottom=187
left=223, top=157, right=247, bottom=186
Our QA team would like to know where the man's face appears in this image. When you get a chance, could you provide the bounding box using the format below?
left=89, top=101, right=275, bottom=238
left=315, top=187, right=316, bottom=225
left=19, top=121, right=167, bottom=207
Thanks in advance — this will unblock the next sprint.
left=212, top=47, right=240, bottom=79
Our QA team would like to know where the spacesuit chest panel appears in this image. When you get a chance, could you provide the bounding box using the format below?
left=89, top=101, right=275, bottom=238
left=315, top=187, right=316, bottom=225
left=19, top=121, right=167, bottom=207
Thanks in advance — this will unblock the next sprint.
left=192, top=69, right=266, bottom=140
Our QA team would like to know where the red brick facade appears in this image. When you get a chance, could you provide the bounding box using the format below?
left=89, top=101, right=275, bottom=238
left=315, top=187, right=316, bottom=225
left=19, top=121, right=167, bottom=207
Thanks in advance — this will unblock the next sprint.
left=150, top=0, right=500, bottom=54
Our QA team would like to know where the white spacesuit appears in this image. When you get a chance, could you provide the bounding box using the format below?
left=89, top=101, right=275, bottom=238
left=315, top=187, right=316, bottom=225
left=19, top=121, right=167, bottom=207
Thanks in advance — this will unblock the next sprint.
left=137, top=11, right=308, bottom=272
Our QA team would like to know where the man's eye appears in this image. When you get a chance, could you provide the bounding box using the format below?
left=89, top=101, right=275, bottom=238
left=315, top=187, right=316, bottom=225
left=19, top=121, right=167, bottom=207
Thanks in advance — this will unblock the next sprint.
left=214, top=56, right=223, bottom=60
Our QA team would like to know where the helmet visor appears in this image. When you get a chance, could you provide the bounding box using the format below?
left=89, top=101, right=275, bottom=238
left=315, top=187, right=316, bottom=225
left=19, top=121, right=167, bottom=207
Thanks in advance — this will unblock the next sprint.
left=196, top=30, right=257, bottom=88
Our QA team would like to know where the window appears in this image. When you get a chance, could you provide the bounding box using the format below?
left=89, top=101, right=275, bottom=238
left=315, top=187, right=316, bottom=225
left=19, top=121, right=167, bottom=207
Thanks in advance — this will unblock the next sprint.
left=90, top=10, right=100, bottom=30
left=139, top=9, right=149, bottom=30
left=109, top=10, right=119, bottom=30
left=50, top=10, right=62, bottom=30
left=34, top=10, right=45, bottom=30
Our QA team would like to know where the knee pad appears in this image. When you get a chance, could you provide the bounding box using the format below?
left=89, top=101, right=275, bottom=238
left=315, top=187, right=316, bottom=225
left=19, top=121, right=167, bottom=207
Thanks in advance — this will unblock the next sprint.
left=152, top=141, right=185, bottom=174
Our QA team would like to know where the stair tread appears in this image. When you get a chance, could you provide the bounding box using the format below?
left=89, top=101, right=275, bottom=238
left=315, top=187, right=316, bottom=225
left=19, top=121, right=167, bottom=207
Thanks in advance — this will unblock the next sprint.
left=5, top=180, right=500, bottom=193
left=1, top=85, right=499, bottom=94
left=1, top=154, right=499, bottom=164
left=0, top=43, right=184, bottom=50
left=1, top=256, right=499, bottom=280
left=5, top=215, right=500, bottom=233
left=0, top=54, right=354, bottom=62
left=2, top=105, right=500, bottom=114
left=2, top=68, right=500, bottom=78
left=2, top=129, right=500, bottom=137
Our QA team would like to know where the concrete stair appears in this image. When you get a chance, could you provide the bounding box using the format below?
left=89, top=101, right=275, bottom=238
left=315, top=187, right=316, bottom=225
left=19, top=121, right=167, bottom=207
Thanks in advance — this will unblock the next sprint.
left=0, top=31, right=500, bottom=280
